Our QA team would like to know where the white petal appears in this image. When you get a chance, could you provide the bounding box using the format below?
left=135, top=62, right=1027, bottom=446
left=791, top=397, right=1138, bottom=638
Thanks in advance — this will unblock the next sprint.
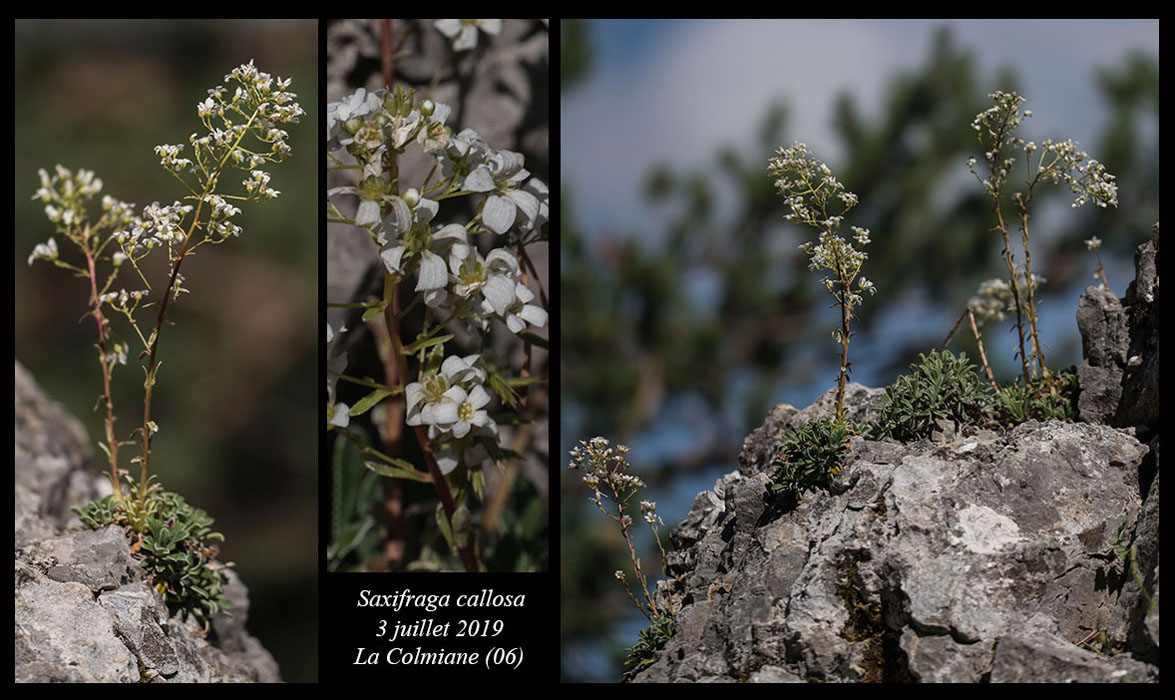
left=355, top=199, right=381, bottom=227
left=416, top=198, right=439, bottom=224
left=381, top=196, right=412, bottom=235
left=442, top=386, right=468, bottom=404
left=415, top=251, right=448, bottom=291
left=425, top=399, right=459, bottom=426
left=467, top=384, right=492, bottom=410
left=464, top=166, right=496, bottom=193
left=330, top=403, right=351, bottom=428
left=482, top=194, right=517, bottom=234
left=486, top=248, right=519, bottom=274
left=380, top=245, right=407, bottom=275
left=506, top=189, right=540, bottom=227
left=435, top=450, right=460, bottom=475
left=433, top=223, right=468, bottom=245
left=483, top=275, right=516, bottom=315
left=405, top=383, right=426, bottom=412
left=434, top=19, right=461, bottom=38
left=520, top=304, right=548, bottom=328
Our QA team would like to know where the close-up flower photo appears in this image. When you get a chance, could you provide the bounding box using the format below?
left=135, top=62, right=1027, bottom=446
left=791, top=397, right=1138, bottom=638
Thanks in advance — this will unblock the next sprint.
left=15, top=19, right=318, bottom=682
left=325, top=19, right=550, bottom=573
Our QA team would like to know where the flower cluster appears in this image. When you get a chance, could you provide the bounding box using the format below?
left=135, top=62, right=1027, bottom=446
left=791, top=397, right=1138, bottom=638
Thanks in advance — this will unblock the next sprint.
left=405, top=355, right=497, bottom=474
left=769, top=142, right=873, bottom=424
left=967, top=269, right=1045, bottom=327
left=769, top=143, right=874, bottom=308
left=27, top=61, right=301, bottom=510
left=968, top=91, right=1117, bottom=383
left=327, top=85, right=548, bottom=341
left=568, top=438, right=669, bottom=622
left=326, top=61, right=547, bottom=573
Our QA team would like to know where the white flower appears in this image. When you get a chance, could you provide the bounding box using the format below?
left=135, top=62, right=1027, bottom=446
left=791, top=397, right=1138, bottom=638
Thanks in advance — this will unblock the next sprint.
left=435, top=19, right=502, bottom=51
left=465, top=149, right=544, bottom=234
left=27, top=238, right=58, bottom=266
left=448, top=384, right=493, bottom=438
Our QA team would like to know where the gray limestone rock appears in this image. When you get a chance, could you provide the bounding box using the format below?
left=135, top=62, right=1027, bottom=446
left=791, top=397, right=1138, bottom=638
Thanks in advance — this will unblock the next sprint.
left=634, top=394, right=1159, bottom=683
left=634, top=223, right=1160, bottom=683
left=14, top=361, right=282, bottom=683
left=1077, top=222, right=1159, bottom=429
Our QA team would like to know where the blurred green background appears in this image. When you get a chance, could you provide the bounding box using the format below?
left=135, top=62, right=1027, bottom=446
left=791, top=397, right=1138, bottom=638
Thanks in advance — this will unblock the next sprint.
left=560, top=19, right=1158, bottom=681
left=15, top=19, right=318, bottom=681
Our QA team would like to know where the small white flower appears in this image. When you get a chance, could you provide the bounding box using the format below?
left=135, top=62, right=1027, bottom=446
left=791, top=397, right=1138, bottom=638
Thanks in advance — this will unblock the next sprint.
left=435, top=19, right=502, bottom=51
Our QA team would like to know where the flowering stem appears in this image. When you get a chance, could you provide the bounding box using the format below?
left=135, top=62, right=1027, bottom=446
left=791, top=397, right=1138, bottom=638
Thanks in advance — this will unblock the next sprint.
left=1014, top=186, right=1047, bottom=378
left=609, top=479, right=659, bottom=620
left=382, top=272, right=479, bottom=572
left=137, top=109, right=261, bottom=502
left=137, top=195, right=206, bottom=500
left=366, top=291, right=407, bottom=571
left=992, top=201, right=1030, bottom=385
left=830, top=246, right=852, bottom=425
left=380, top=19, right=395, bottom=90
left=83, top=228, right=122, bottom=499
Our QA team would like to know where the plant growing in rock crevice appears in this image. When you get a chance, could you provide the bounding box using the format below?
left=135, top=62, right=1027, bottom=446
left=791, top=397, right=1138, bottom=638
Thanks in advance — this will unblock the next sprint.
left=29, top=61, right=303, bottom=629
left=766, top=144, right=871, bottom=502
left=568, top=437, right=676, bottom=681
left=770, top=418, right=855, bottom=500
left=870, top=349, right=993, bottom=442
left=968, top=90, right=1118, bottom=385
left=768, top=143, right=874, bottom=426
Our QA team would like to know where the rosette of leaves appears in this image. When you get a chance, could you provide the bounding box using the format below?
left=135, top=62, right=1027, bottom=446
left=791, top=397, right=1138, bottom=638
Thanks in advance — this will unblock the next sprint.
left=991, top=367, right=1078, bottom=426
left=622, top=612, right=676, bottom=682
left=870, top=349, right=992, bottom=442
left=770, top=418, right=855, bottom=499
left=74, top=489, right=230, bottom=630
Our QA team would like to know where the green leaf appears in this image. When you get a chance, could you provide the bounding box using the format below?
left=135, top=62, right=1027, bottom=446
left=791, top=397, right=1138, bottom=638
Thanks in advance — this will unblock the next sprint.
left=451, top=504, right=471, bottom=549
left=364, top=459, right=431, bottom=483
left=435, top=503, right=455, bottom=554
left=402, top=333, right=454, bottom=355
left=349, top=388, right=392, bottom=417
left=470, top=467, right=485, bottom=502
left=361, top=304, right=386, bottom=322
left=516, top=330, right=548, bottom=349
left=503, top=375, right=545, bottom=388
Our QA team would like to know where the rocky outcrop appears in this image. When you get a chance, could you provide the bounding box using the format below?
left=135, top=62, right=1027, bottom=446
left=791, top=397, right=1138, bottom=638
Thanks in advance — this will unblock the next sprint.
left=633, top=226, right=1160, bottom=683
left=14, top=361, right=281, bottom=683
left=1077, top=222, right=1159, bottom=429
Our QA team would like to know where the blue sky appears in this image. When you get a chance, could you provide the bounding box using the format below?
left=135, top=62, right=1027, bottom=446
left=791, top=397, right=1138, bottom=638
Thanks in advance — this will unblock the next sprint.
left=563, top=19, right=1158, bottom=239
